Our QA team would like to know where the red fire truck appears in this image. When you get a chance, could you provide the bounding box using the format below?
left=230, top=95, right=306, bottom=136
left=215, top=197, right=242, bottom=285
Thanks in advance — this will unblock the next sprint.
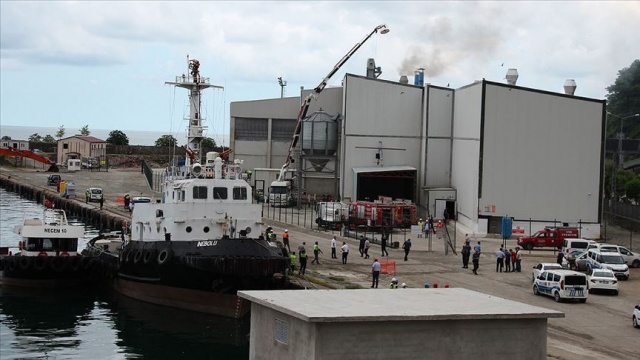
left=348, top=199, right=417, bottom=230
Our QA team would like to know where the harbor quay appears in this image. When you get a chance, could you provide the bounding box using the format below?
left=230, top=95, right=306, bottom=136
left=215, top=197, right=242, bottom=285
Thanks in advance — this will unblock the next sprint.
left=1, top=166, right=639, bottom=359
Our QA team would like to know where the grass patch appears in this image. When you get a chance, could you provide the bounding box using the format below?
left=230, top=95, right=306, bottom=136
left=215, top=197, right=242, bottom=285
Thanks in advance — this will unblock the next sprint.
left=306, top=277, right=338, bottom=289
left=345, top=284, right=363, bottom=289
left=328, top=276, right=345, bottom=282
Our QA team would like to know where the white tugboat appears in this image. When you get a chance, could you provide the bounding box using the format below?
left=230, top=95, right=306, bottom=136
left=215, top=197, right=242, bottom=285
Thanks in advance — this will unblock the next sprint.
left=114, top=58, right=290, bottom=319
left=0, top=208, right=88, bottom=288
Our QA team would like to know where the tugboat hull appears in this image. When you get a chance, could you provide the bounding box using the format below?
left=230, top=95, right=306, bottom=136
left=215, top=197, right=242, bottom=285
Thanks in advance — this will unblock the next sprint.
left=113, top=239, right=289, bottom=318
left=114, top=278, right=251, bottom=319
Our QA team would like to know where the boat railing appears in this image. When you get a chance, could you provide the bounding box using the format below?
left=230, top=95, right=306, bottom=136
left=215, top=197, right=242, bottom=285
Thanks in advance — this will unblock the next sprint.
left=43, top=209, right=68, bottom=226
left=174, top=75, right=210, bottom=85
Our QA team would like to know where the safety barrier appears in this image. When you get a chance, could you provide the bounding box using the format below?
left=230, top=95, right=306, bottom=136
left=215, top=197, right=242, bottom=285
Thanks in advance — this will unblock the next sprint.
left=380, top=258, right=396, bottom=275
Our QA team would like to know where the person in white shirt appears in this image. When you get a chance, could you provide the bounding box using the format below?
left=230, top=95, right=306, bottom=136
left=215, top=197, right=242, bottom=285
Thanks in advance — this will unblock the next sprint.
left=331, top=237, right=337, bottom=259
left=371, top=259, right=381, bottom=288
left=341, top=242, right=349, bottom=264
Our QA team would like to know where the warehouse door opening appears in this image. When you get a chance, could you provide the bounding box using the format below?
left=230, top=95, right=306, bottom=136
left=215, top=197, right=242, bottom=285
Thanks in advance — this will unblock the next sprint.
left=354, top=167, right=417, bottom=202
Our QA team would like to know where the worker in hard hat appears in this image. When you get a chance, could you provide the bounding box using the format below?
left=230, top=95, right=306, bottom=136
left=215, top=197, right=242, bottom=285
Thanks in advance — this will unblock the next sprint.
left=389, top=278, right=399, bottom=289
left=282, top=229, right=290, bottom=252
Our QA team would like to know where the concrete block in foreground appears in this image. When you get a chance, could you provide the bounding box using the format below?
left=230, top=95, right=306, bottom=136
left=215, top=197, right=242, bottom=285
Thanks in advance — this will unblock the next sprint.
left=239, top=288, right=564, bottom=360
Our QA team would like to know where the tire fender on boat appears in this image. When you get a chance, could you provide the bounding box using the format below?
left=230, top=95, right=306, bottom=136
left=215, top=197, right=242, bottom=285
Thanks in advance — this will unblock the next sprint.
left=38, top=251, right=48, bottom=257
left=143, top=250, right=155, bottom=264
left=7, top=257, right=17, bottom=272
left=50, top=257, right=66, bottom=272
left=157, top=249, right=172, bottom=266
left=134, top=250, right=143, bottom=264
left=34, top=256, right=47, bottom=271
left=60, top=251, right=70, bottom=257
left=18, top=256, right=31, bottom=270
left=126, top=250, right=135, bottom=264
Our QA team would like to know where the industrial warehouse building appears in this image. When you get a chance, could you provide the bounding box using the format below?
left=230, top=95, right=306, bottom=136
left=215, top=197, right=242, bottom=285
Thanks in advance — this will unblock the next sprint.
left=230, top=68, right=605, bottom=237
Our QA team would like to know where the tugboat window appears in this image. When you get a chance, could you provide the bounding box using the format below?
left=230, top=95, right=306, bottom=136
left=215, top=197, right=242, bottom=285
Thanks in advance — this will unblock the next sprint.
left=213, top=187, right=227, bottom=199
left=193, top=186, right=208, bottom=199
left=186, top=226, right=192, bottom=233
left=42, top=238, right=54, bottom=251
left=203, top=226, right=210, bottom=233
left=233, top=187, right=247, bottom=200
left=181, top=190, right=186, bottom=201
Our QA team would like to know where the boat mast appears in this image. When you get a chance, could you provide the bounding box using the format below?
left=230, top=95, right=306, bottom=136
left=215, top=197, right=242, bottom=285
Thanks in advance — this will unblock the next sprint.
left=165, top=56, right=223, bottom=168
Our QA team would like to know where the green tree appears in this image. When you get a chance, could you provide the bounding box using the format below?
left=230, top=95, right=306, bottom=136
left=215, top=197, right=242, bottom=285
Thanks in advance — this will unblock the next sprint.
left=107, top=130, right=130, bottom=145
left=28, top=133, right=43, bottom=142
left=201, top=137, right=217, bottom=148
left=79, top=125, right=90, bottom=136
left=605, top=59, right=640, bottom=138
left=1, top=135, right=11, bottom=140
left=55, top=125, right=66, bottom=139
left=626, top=178, right=640, bottom=204
left=155, top=135, right=178, bottom=147
left=614, top=168, right=636, bottom=199
left=42, top=135, right=56, bottom=143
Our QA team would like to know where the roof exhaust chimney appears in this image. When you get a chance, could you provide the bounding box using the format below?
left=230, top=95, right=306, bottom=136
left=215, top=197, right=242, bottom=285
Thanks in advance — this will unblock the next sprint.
left=505, top=68, right=519, bottom=85
left=414, top=68, right=425, bottom=86
left=563, top=79, right=576, bottom=95
left=399, top=75, right=408, bottom=84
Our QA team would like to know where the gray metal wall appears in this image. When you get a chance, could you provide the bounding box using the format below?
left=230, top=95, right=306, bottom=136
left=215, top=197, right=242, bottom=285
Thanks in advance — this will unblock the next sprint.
left=340, top=75, right=424, bottom=202
left=451, top=82, right=483, bottom=227
left=479, top=83, right=604, bottom=224
left=425, top=86, right=455, bottom=187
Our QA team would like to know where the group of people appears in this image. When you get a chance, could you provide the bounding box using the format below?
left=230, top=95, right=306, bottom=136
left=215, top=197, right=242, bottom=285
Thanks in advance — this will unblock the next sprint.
left=417, top=216, right=441, bottom=238
left=460, top=234, right=522, bottom=275
left=287, top=240, right=324, bottom=276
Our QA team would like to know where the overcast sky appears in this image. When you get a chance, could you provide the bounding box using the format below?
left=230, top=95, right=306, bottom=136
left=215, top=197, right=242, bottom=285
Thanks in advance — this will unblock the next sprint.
left=1, top=1, right=639, bottom=146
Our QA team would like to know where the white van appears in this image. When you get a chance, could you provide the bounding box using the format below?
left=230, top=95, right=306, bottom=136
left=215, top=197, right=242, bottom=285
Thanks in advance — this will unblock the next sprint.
left=533, top=269, right=588, bottom=303
left=561, top=238, right=597, bottom=255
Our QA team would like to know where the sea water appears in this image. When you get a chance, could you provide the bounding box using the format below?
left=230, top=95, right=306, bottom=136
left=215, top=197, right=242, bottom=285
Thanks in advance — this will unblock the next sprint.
left=0, top=188, right=249, bottom=359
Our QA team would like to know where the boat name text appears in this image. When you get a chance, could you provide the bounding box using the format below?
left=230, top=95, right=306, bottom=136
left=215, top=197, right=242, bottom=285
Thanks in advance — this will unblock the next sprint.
left=197, top=240, right=218, bottom=247
left=44, top=228, right=67, bottom=233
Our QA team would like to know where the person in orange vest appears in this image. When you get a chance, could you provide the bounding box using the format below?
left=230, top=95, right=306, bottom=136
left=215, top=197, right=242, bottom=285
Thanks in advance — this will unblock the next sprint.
left=282, top=229, right=290, bottom=252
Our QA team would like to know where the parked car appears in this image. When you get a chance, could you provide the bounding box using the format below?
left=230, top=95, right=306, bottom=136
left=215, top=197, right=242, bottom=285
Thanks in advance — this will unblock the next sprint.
left=561, top=251, right=590, bottom=271
left=561, top=238, right=597, bottom=255
left=587, top=243, right=620, bottom=253
left=586, top=268, right=618, bottom=295
left=600, top=245, right=640, bottom=268
left=533, top=269, right=588, bottom=303
left=532, top=262, right=563, bottom=282
left=47, top=174, right=61, bottom=186
left=633, top=305, right=640, bottom=329
left=129, top=196, right=151, bottom=211
left=586, top=249, right=630, bottom=280
left=85, top=187, right=103, bottom=203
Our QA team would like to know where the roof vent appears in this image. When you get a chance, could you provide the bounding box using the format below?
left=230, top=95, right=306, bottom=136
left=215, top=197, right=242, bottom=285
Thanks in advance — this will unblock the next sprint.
left=399, top=75, right=408, bottom=84
left=505, top=68, right=518, bottom=85
left=563, top=79, right=576, bottom=95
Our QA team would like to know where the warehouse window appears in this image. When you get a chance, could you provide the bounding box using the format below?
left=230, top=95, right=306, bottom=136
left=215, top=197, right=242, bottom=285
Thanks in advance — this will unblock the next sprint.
left=235, top=118, right=268, bottom=140
left=272, top=118, right=297, bottom=141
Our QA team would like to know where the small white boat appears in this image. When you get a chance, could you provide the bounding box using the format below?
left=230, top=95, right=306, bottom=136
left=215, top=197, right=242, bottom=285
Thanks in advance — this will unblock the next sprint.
left=0, top=208, right=90, bottom=288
